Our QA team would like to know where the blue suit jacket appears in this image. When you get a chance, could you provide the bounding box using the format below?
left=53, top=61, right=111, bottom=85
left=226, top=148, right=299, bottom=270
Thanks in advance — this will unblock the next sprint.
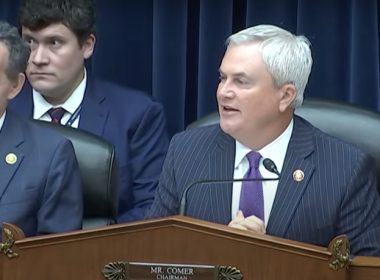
left=147, top=116, right=380, bottom=256
left=0, top=110, right=83, bottom=237
left=9, top=77, right=169, bottom=223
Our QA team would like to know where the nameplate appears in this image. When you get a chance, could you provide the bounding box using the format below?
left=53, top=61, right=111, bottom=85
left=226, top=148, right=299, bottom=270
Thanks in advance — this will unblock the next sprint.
left=102, top=261, right=243, bottom=280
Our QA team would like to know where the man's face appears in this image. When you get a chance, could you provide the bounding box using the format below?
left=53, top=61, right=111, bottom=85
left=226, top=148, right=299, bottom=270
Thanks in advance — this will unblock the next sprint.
left=0, top=43, right=21, bottom=116
left=22, top=23, right=94, bottom=104
left=217, top=43, right=286, bottom=146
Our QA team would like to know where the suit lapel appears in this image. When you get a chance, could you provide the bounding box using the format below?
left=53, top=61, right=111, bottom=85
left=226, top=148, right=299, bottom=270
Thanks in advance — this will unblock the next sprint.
left=10, top=78, right=109, bottom=135
left=0, top=113, right=25, bottom=199
left=78, top=77, right=109, bottom=135
left=266, top=117, right=315, bottom=236
left=208, top=128, right=235, bottom=224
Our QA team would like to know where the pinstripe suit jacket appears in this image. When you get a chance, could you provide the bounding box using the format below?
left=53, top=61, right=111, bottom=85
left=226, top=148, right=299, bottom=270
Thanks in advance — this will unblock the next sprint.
left=147, top=116, right=380, bottom=256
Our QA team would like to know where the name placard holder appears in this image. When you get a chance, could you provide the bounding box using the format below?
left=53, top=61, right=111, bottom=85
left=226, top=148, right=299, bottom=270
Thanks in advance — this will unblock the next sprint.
left=102, top=261, right=243, bottom=280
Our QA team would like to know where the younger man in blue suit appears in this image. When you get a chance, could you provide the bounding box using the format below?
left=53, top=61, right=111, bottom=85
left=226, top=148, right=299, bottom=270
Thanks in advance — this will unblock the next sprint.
left=0, top=21, right=82, bottom=237
left=146, top=24, right=380, bottom=256
left=9, top=0, right=169, bottom=223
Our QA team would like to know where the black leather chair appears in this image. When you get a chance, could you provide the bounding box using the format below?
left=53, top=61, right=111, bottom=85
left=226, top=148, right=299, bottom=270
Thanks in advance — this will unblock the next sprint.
left=33, top=120, right=118, bottom=229
left=188, top=98, right=380, bottom=194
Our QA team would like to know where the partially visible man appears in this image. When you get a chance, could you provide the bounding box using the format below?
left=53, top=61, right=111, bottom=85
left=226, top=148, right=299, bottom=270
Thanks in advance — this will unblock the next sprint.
left=146, top=24, right=380, bottom=256
left=0, top=21, right=82, bottom=237
left=10, top=0, right=169, bottom=223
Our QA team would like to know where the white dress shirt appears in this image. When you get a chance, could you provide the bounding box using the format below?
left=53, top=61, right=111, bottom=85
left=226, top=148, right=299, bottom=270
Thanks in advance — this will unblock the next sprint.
left=231, top=119, right=294, bottom=226
left=32, top=69, right=87, bottom=128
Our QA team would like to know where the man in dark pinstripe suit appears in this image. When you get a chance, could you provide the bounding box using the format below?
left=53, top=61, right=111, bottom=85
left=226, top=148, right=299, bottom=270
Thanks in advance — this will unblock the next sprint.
left=146, top=25, right=380, bottom=256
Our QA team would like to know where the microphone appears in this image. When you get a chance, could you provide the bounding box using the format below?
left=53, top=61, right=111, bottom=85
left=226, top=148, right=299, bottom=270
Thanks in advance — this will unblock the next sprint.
left=263, top=158, right=280, bottom=177
left=179, top=158, right=281, bottom=216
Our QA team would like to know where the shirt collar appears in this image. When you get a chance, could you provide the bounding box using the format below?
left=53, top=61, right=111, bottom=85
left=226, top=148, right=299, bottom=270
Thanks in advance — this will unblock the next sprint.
left=234, top=118, right=294, bottom=172
left=32, top=68, right=87, bottom=119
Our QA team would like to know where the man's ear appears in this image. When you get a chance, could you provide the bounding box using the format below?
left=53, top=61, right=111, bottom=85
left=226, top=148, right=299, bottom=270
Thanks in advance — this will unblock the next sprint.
left=8, top=72, right=25, bottom=101
left=278, top=83, right=297, bottom=112
left=82, top=33, right=96, bottom=59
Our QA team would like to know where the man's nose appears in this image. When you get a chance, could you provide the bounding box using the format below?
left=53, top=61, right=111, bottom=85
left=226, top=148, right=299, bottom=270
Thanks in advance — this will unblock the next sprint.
left=217, top=80, right=235, bottom=98
left=31, top=45, right=49, bottom=65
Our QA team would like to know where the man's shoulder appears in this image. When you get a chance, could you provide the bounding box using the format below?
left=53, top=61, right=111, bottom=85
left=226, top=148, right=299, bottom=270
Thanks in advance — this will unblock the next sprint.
left=296, top=115, right=368, bottom=158
left=86, top=78, right=164, bottom=121
left=91, top=78, right=155, bottom=105
left=172, top=124, right=229, bottom=147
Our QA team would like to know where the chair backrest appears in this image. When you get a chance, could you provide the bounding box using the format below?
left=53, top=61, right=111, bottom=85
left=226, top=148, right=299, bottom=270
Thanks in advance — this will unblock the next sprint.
left=187, top=98, right=380, bottom=194
left=33, top=120, right=118, bottom=229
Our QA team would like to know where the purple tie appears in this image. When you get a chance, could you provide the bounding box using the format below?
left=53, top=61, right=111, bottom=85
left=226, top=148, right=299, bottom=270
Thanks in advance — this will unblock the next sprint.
left=47, top=107, right=66, bottom=124
left=239, top=151, right=264, bottom=220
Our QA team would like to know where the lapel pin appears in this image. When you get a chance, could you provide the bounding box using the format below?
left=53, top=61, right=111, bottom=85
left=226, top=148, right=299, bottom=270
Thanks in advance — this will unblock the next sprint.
left=5, top=153, right=17, bottom=165
left=293, top=169, right=304, bottom=182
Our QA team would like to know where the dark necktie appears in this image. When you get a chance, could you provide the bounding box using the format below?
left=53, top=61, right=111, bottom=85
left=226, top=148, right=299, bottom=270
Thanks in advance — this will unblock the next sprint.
left=47, top=107, right=66, bottom=124
left=239, top=151, right=264, bottom=220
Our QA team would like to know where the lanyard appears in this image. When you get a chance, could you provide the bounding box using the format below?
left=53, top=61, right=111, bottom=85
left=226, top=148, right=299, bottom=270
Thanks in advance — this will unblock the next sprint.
left=64, top=105, right=82, bottom=127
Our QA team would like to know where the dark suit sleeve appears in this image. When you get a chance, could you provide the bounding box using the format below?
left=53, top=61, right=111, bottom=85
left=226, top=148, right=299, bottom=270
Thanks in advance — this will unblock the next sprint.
left=145, top=132, right=180, bottom=219
left=37, top=139, right=83, bottom=234
left=337, top=154, right=380, bottom=256
left=118, top=101, right=169, bottom=222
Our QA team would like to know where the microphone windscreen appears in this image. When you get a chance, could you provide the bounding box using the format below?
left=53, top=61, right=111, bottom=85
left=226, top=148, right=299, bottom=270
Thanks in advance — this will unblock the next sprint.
left=263, top=158, right=280, bottom=177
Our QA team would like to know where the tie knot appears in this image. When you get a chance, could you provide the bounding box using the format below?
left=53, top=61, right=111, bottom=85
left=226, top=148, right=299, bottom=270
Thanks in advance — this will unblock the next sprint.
left=246, top=151, right=262, bottom=169
left=47, top=107, right=66, bottom=124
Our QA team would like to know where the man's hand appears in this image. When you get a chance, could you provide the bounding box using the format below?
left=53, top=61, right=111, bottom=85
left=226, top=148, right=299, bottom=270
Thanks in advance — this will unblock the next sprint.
left=228, top=210, right=266, bottom=234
